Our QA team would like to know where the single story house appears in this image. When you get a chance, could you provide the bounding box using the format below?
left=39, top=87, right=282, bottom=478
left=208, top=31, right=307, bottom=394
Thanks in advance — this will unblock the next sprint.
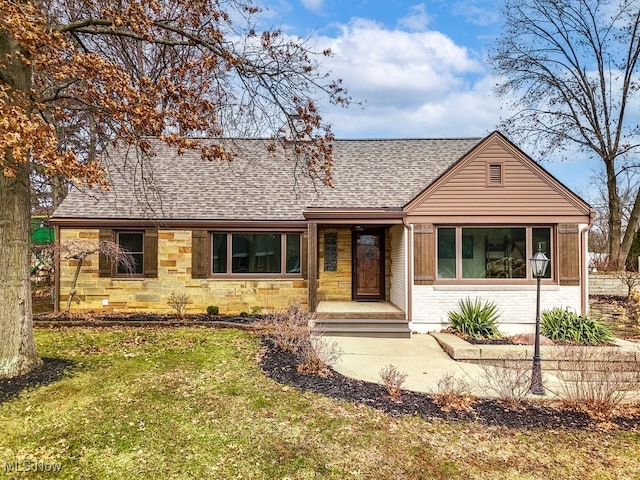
left=50, top=131, right=593, bottom=337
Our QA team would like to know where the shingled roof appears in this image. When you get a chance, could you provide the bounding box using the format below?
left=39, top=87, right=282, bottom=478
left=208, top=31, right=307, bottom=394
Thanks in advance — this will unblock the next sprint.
left=52, top=137, right=482, bottom=222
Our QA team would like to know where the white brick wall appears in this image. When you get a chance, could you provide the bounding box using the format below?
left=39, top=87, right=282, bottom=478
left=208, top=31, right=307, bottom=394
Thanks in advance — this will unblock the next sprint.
left=389, top=224, right=407, bottom=311
left=410, top=284, right=581, bottom=335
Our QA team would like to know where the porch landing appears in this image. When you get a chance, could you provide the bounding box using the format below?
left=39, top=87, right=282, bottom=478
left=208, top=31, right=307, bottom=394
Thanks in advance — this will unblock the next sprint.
left=314, top=301, right=410, bottom=338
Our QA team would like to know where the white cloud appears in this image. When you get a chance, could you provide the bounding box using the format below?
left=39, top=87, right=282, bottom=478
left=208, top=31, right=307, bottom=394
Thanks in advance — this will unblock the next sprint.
left=313, top=18, right=501, bottom=138
left=452, top=1, right=500, bottom=27
left=301, top=0, right=324, bottom=13
left=398, top=3, right=432, bottom=31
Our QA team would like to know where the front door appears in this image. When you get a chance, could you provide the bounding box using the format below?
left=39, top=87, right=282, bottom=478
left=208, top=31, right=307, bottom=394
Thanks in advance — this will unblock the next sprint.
left=353, top=230, right=384, bottom=300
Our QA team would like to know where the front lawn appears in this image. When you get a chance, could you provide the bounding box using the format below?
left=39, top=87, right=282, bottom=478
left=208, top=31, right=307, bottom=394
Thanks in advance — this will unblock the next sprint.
left=1, top=327, right=639, bottom=479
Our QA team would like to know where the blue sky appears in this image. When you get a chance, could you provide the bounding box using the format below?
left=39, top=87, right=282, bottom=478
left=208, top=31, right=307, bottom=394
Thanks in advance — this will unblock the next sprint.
left=256, top=0, right=600, bottom=200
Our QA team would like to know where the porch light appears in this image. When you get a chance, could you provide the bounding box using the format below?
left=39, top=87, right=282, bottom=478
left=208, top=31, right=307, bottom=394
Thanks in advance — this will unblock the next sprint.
left=529, top=244, right=550, bottom=396
left=530, top=247, right=550, bottom=278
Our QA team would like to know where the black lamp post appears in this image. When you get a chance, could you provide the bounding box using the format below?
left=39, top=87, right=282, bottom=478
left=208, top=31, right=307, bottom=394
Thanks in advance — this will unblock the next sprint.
left=529, top=245, right=550, bottom=395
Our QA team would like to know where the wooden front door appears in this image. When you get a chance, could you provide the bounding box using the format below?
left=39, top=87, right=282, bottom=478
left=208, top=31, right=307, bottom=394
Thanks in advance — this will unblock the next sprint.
left=353, top=231, right=384, bottom=300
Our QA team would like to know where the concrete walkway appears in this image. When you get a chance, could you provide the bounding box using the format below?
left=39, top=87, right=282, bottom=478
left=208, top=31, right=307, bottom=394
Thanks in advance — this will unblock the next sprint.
left=326, top=334, right=489, bottom=396
left=325, top=334, right=572, bottom=399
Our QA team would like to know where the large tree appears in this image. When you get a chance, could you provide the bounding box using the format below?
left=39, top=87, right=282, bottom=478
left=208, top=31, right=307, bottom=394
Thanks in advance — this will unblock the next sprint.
left=490, top=0, right=640, bottom=269
left=0, top=0, right=347, bottom=377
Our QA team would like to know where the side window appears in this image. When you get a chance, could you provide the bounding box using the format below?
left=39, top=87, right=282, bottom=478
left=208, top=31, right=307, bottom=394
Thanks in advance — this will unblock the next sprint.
left=116, top=231, right=144, bottom=275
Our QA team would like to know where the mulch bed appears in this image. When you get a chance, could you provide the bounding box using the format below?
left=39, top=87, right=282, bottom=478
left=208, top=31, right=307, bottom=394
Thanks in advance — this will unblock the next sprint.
left=258, top=337, right=640, bottom=431
left=33, top=312, right=263, bottom=327
left=0, top=358, right=74, bottom=405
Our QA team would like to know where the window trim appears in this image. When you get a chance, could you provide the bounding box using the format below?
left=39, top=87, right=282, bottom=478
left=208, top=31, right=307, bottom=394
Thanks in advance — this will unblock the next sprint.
left=210, top=231, right=303, bottom=278
left=435, top=225, right=554, bottom=283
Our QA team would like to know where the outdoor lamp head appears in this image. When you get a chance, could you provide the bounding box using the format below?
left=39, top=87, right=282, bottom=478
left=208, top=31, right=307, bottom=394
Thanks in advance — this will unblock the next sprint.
left=529, top=248, right=550, bottom=278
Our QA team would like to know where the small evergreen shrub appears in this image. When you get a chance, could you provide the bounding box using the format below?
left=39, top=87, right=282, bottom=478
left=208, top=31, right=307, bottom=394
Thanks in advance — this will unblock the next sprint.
left=448, top=297, right=501, bottom=339
left=207, top=305, right=219, bottom=315
left=541, top=307, right=614, bottom=345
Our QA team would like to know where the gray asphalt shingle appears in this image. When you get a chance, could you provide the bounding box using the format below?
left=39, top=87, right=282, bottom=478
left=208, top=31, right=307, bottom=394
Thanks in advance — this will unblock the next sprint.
left=52, top=137, right=482, bottom=221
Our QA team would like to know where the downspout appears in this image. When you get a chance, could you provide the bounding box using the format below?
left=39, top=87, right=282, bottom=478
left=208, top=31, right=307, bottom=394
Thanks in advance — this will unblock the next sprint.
left=580, top=210, right=596, bottom=315
left=403, top=218, right=412, bottom=324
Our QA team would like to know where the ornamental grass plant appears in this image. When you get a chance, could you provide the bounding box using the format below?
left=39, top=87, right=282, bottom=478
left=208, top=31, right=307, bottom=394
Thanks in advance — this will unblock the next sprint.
left=541, top=307, right=614, bottom=345
left=448, top=297, right=502, bottom=340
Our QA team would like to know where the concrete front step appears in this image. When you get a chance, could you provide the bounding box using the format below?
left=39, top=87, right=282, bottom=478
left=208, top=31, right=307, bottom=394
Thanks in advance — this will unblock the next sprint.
left=315, top=311, right=406, bottom=320
left=314, top=318, right=411, bottom=338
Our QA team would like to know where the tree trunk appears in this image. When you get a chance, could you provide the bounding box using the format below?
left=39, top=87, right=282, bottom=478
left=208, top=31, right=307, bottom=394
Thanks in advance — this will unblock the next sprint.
left=606, top=159, right=624, bottom=270
left=50, top=174, right=68, bottom=210
left=0, top=26, right=41, bottom=377
left=0, top=160, right=42, bottom=376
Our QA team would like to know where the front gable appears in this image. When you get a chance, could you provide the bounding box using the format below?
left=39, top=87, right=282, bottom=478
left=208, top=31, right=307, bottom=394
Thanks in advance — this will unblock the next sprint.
left=404, top=131, right=591, bottom=220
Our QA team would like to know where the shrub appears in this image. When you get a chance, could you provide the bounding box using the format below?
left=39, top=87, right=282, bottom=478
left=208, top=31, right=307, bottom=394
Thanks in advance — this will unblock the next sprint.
left=379, top=364, right=408, bottom=400
left=167, top=292, right=190, bottom=318
left=265, top=302, right=311, bottom=353
left=448, top=297, right=501, bottom=339
left=206, top=305, right=219, bottom=315
left=555, top=345, right=640, bottom=420
left=541, top=307, right=614, bottom=345
left=477, top=359, right=532, bottom=408
left=433, top=373, right=476, bottom=413
left=264, top=302, right=342, bottom=375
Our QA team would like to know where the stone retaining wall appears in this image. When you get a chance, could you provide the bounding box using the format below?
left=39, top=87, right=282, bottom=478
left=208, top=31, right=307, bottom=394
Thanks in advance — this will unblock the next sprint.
left=589, top=273, right=628, bottom=296
left=431, top=332, right=640, bottom=372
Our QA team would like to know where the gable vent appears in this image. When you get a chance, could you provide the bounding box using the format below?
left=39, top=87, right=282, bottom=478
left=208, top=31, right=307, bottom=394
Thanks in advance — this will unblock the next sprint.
left=488, top=163, right=503, bottom=185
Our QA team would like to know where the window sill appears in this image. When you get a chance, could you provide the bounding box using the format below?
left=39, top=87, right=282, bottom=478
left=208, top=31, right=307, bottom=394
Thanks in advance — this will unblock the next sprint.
left=208, top=275, right=304, bottom=281
left=432, top=283, right=559, bottom=291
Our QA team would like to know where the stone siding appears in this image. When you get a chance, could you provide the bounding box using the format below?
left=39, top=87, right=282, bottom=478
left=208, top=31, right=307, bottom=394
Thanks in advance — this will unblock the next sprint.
left=58, top=229, right=307, bottom=314
left=317, top=227, right=352, bottom=301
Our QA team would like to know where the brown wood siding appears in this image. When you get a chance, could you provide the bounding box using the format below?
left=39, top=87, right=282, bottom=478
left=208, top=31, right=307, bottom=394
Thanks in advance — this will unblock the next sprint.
left=413, top=224, right=434, bottom=285
left=559, top=223, right=580, bottom=286
left=408, top=137, right=590, bottom=217
left=98, top=228, right=112, bottom=277
left=191, top=230, right=209, bottom=279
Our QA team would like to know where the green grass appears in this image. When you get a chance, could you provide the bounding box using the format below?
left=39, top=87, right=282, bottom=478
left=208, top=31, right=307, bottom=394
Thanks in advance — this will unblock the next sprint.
left=1, top=327, right=639, bottom=479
